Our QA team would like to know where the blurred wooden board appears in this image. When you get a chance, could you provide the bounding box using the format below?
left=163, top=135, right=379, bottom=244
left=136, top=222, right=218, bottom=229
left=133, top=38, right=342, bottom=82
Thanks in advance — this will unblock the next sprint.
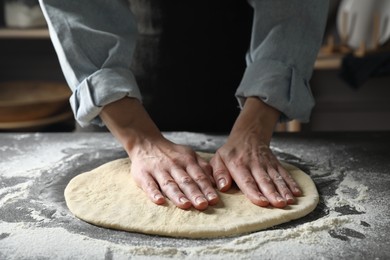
left=0, top=81, right=71, bottom=123
left=0, top=111, right=73, bottom=130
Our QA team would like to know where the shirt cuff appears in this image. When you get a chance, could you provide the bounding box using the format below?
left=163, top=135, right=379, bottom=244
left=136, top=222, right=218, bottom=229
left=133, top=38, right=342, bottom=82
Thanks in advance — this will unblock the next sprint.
left=70, top=67, right=142, bottom=127
left=235, top=59, right=315, bottom=123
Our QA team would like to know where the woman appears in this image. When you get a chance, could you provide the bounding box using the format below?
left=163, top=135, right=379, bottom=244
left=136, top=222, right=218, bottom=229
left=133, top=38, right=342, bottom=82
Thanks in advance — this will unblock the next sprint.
left=39, top=0, right=329, bottom=210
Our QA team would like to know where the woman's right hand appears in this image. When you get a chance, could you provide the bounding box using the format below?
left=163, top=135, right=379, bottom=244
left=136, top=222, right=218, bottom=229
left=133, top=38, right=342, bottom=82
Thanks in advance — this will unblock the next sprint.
left=100, top=97, right=218, bottom=210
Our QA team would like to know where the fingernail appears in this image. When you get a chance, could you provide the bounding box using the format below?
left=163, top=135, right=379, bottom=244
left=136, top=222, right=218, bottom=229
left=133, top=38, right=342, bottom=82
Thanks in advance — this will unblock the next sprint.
left=207, top=193, right=217, bottom=201
left=218, top=178, right=226, bottom=189
left=276, top=196, right=285, bottom=203
left=195, top=196, right=207, bottom=205
left=180, top=197, right=190, bottom=204
left=260, top=196, right=268, bottom=203
left=286, top=194, right=294, bottom=202
left=154, top=194, right=164, bottom=201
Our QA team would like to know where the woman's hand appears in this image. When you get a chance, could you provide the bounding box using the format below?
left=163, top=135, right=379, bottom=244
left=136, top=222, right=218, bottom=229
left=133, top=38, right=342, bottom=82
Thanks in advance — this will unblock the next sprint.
left=210, top=97, right=301, bottom=208
left=100, top=97, right=218, bottom=210
left=129, top=139, right=218, bottom=210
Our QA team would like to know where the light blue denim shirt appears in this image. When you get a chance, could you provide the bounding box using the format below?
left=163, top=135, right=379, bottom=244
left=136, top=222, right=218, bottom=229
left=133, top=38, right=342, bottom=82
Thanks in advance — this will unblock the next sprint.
left=39, top=0, right=328, bottom=127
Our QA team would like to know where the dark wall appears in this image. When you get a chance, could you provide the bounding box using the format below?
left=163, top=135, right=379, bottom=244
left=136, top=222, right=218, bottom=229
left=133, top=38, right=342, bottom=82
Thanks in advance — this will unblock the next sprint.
left=130, top=1, right=253, bottom=132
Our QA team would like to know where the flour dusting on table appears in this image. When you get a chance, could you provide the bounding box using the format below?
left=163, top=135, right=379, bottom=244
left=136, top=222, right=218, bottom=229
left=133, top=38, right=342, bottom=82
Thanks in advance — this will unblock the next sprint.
left=0, top=133, right=389, bottom=259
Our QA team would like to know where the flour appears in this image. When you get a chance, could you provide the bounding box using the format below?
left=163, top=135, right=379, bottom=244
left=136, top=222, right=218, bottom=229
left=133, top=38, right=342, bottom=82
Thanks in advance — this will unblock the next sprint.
left=0, top=133, right=385, bottom=259
left=186, top=216, right=351, bottom=258
left=0, top=223, right=109, bottom=259
left=1, top=165, right=356, bottom=259
left=12, top=133, right=31, bottom=141
left=0, top=180, right=33, bottom=207
left=0, top=144, right=66, bottom=178
left=0, top=214, right=352, bottom=260
left=0, top=139, right=99, bottom=179
left=327, top=174, right=368, bottom=212
left=24, top=207, right=52, bottom=223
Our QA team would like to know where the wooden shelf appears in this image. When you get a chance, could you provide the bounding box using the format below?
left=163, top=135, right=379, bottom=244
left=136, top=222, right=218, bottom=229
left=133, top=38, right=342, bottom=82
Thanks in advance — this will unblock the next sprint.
left=0, top=27, right=49, bottom=39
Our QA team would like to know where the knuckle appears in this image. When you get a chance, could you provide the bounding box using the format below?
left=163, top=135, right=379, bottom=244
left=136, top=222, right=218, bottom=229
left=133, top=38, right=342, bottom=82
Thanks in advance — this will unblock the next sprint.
left=162, top=179, right=176, bottom=188
left=259, top=175, right=273, bottom=184
left=280, top=171, right=292, bottom=180
left=276, top=181, right=288, bottom=191
left=193, top=174, right=208, bottom=183
left=273, top=174, right=284, bottom=182
left=243, top=177, right=256, bottom=186
left=144, top=181, right=156, bottom=190
left=201, top=164, right=212, bottom=174
left=278, top=167, right=290, bottom=175
left=198, top=159, right=209, bottom=167
left=285, top=174, right=296, bottom=183
left=181, top=154, right=197, bottom=164
left=213, top=168, right=226, bottom=177
left=147, top=186, right=160, bottom=195
left=232, top=160, right=245, bottom=168
left=181, top=176, right=194, bottom=185
left=274, top=179, right=286, bottom=187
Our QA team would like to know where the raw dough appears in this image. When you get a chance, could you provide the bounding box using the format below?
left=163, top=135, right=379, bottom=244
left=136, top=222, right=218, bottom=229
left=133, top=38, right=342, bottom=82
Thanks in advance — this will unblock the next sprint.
left=64, top=153, right=319, bottom=238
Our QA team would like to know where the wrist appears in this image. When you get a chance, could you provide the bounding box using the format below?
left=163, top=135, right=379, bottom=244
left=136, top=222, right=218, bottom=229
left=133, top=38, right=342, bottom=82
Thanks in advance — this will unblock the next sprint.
left=99, top=97, right=164, bottom=157
left=229, top=97, right=280, bottom=145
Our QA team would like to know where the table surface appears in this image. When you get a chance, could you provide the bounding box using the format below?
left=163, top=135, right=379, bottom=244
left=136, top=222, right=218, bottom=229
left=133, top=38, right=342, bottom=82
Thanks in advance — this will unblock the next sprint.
left=0, top=132, right=389, bottom=259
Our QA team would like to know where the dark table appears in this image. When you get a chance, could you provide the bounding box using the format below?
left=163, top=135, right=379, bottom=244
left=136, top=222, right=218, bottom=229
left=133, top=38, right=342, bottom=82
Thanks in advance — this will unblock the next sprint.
left=0, top=132, right=389, bottom=259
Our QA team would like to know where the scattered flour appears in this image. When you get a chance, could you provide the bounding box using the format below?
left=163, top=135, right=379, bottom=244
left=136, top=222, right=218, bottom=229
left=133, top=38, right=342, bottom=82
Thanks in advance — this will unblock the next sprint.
left=0, top=133, right=380, bottom=259
left=187, top=216, right=351, bottom=258
left=23, top=207, right=51, bottom=223
left=0, top=223, right=110, bottom=259
left=0, top=215, right=352, bottom=260
left=327, top=174, right=368, bottom=212
left=0, top=143, right=68, bottom=178
left=0, top=181, right=33, bottom=207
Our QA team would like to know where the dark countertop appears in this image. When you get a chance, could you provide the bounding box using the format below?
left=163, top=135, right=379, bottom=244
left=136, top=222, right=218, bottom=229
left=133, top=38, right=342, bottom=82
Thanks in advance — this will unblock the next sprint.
left=0, top=132, right=389, bottom=259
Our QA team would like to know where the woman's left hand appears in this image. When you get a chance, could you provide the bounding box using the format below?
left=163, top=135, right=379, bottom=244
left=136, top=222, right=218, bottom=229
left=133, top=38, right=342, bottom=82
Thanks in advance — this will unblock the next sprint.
left=210, top=97, right=302, bottom=208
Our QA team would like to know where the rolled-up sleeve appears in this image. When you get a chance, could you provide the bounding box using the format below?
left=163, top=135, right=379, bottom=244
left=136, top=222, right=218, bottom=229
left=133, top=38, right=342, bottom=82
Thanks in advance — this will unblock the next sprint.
left=236, top=0, right=329, bottom=122
left=39, top=0, right=141, bottom=127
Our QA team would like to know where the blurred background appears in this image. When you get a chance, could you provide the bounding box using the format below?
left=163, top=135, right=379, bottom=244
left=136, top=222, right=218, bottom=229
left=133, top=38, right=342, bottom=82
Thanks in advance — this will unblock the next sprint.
left=0, top=0, right=389, bottom=133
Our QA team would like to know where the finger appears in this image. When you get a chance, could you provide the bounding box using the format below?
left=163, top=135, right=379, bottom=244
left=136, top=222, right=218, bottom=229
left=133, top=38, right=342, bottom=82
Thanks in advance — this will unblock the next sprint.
left=186, top=163, right=219, bottom=206
left=210, top=154, right=232, bottom=192
left=267, top=167, right=295, bottom=205
left=170, top=167, right=209, bottom=210
left=229, top=167, right=269, bottom=207
left=134, top=172, right=165, bottom=205
left=153, top=170, right=192, bottom=209
left=277, top=165, right=302, bottom=197
left=196, top=155, right=215, bottom=186
left=251, top=167, right=287, bottom=208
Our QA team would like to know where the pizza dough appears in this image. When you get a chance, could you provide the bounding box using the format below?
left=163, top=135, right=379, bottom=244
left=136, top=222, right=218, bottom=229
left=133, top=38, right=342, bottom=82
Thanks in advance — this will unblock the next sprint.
left=64, top=153, right=319, bottom=238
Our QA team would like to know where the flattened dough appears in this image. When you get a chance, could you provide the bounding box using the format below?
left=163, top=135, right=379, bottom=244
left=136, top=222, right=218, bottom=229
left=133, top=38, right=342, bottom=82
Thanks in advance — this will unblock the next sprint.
left=64, top=153, right=319, bottom=238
